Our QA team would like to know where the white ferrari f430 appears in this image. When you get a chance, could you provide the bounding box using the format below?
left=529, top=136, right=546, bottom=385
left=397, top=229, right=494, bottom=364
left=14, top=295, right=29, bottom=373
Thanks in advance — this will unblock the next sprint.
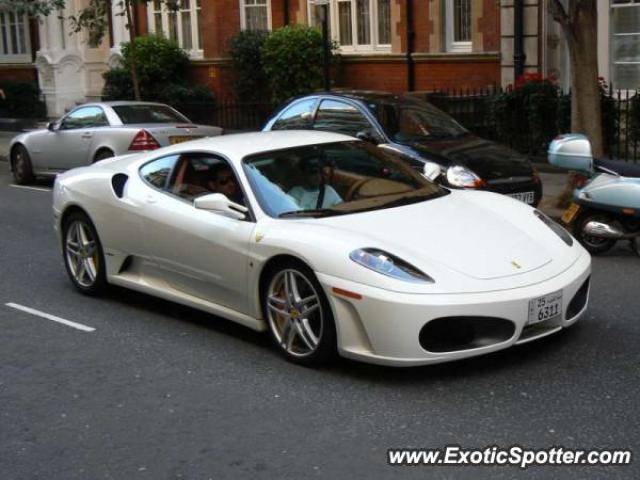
left=53, top=131, right=591, bottom=366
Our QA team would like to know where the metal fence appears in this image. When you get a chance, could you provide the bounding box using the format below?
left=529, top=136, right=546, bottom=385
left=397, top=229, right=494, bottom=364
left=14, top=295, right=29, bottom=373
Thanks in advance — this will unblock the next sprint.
left=174, top=87, right=640, bottom=162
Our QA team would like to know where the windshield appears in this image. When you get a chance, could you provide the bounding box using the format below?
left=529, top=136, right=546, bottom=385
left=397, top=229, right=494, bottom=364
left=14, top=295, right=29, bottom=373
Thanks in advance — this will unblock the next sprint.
left=112, top=104, right=190, bottom=124
left=368, top=98, right=467, bottom=142
left=243, top=141, right=446, bottom=218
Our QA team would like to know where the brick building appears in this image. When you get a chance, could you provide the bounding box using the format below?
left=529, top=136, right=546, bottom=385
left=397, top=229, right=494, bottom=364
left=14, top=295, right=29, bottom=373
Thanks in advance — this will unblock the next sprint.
left=2, top=1, right=635, bottom=118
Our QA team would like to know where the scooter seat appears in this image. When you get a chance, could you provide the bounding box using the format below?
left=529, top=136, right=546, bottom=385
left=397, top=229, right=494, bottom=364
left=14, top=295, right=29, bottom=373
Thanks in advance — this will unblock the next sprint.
left=594, top=158, right=640, bottom=178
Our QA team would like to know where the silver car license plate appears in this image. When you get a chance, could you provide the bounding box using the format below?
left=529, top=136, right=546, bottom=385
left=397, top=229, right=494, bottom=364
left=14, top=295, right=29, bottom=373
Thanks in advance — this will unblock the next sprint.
left=528, top=290, right=562, bottom=325
left=509, top=191, right=535, bottom=204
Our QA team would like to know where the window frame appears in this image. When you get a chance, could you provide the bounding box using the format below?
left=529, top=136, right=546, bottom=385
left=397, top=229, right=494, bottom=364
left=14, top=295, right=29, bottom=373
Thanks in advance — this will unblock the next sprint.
left=146, top=0, right=203, bottom=59
left=239, top=0, right=272, bottom=31
left=610, top=0, right=640, bottom=90
left=307, top=0, right=392, bottom=54
left=0, top=9, right=32, bottom=64
left=445, top=0, right=472, bottom=53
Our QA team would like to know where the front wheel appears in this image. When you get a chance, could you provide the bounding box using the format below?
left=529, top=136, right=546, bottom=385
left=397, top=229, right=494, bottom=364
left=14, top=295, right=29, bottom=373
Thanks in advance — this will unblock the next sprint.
left=62, top=212, right=107, bottom=295
left=575, top=212, right=616, bottom=255
left=11, top=145, right=34, bottom=185
left=263, top=261, right=337, bottom=366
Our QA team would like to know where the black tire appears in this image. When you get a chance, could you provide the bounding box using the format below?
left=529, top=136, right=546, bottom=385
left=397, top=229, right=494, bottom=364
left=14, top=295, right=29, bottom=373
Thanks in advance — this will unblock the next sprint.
left=262, top=259, right=337, bottom=366
left=575, top=212, right=616, bottom=255
left=11, top=144, right=35, bottom=185
left=61, top=211, right=107, bottom=295
left=93, top=149, right=114, bottom=163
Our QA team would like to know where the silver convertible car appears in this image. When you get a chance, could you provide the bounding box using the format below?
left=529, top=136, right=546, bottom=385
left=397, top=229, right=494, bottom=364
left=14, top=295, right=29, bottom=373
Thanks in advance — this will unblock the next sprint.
left=9, top=101, right=222, bottom=184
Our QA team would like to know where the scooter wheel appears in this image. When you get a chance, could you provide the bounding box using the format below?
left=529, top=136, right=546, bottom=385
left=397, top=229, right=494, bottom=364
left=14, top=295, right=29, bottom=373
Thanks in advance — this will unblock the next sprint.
left=632, top=238, right=640, bottom=258
left=576, top=213, right=617, bottom=255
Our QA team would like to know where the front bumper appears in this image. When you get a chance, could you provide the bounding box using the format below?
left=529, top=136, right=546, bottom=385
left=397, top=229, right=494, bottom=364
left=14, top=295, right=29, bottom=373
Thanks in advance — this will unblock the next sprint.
left=318, top=252, right=591, bottom=366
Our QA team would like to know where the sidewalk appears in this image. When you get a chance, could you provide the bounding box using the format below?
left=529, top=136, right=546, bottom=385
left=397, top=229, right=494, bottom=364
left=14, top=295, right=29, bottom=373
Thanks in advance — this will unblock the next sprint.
left=0, top=130, right=568, bottom=219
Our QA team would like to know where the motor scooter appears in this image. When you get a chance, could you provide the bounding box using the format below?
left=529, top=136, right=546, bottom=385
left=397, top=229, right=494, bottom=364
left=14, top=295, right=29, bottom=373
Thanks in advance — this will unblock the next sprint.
left=548, top=134, right=640, bottom=256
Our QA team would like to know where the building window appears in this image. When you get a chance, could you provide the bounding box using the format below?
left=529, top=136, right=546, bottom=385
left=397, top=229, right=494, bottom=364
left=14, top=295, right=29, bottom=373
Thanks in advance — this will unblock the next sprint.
left=0, top=9, right=31, bottom=63
left=308, top=0, right=391, bottom=53
left=240, top=0, right=271, bottom=31
left=611, top=0, right=640, bottom=89
left=147, top=0, right=202, bottom=58
left=445, top=0, right=472, bottom=53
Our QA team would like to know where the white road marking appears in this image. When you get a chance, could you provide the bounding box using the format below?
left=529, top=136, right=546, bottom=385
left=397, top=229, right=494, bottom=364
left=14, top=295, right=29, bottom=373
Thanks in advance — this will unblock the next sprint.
left=5, top=303, right=95, bottom=332
left=9, top=184, right=52, bottom=192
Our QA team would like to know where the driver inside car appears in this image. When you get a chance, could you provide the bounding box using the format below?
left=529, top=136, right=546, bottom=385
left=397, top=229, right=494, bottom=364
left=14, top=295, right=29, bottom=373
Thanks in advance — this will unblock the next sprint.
left=287, top=159, right=342, bottom=210
left=208, top=164, right=244, bottom=205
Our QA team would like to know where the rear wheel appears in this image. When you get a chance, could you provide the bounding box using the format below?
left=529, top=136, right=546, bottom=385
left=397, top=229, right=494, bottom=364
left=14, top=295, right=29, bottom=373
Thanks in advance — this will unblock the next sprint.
left=575, top=212, right=616, bottom=255
left=62, top=212, right=107, bottom=295
left=11, top=145, right=34, bottom=185
left=263, top=260, right=337, bottom=366
left=93, top=149, right=114, bottom=163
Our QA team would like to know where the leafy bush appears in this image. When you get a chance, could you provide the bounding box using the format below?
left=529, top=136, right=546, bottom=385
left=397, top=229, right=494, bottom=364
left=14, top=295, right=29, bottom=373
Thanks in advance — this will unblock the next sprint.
left=486, top=73, right=562, bottom=155
left=229, top=29, right=270, bottom=103
left=103, top=34, right=214, bottom=106
left=261, top=25, right=337, bottom=104
left=0, top=80, right=46, bottom=119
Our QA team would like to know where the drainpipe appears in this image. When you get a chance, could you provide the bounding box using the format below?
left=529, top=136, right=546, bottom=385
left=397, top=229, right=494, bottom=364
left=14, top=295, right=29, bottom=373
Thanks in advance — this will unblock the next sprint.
left=322, top=3, right=331, bottom=90
left=284, top=0, right=290, bottom=25
left=513, top=0, right=526, bottom=79
left=406, top=0, right=415, bottom=91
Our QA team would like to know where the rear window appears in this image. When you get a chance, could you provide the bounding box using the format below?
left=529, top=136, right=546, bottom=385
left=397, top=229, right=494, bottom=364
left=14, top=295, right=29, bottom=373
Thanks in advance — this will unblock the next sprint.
left=112, top=105, right=190, bottom=124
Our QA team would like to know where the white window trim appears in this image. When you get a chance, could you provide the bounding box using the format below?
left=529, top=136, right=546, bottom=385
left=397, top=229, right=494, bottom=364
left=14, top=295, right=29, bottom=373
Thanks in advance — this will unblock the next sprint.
left=445, top=0, right=472, bottom=53
left=609, top=0, right=640, bottom=91
left=307, top=0, right=391, bottom=54
left=146, top=1, right=203, bottom=60
left=239, top=0, right=273, bottom=31
left=0, top=10, right=32, bottom=64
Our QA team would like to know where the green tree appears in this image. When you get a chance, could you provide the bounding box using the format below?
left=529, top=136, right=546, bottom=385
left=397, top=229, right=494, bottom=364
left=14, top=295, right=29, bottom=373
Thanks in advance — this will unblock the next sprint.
left=10, top=0, right=183, bottom=101
left=261, top=25, right=337, bottom=104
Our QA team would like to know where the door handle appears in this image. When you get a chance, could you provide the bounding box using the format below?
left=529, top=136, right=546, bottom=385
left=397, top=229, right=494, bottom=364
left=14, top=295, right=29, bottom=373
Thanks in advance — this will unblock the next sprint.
left=146, top=195, right=157, bottom=204
left=81, top=132, right=93, bottom=139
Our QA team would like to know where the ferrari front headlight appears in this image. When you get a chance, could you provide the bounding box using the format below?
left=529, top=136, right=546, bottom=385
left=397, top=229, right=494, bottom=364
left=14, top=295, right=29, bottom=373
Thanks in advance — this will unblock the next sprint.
left=349, top=248, right=434, bottom=284
left=534, top=210, right=573, bottom=246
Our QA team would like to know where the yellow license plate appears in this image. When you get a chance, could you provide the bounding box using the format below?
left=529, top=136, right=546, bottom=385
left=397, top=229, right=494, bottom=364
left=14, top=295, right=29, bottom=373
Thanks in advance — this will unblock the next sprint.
left=561, top=203, right=581, bottom=224
left=169, top=135, right=202, bottom=145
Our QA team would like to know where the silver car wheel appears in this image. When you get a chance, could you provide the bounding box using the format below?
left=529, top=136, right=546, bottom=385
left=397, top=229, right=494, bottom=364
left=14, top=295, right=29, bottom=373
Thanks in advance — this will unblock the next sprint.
left=266, top=269, right=323, bottom=358
left=65, top=220, right=99, bottom=288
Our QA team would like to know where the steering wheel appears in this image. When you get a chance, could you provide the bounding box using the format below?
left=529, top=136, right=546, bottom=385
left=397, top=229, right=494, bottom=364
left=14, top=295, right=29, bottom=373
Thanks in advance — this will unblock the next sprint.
left=346, top=178, right=375, bottom=201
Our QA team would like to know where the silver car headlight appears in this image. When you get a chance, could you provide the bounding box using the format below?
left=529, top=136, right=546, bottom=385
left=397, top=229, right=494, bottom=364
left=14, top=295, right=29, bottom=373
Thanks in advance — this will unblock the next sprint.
left=534, top=210, right=573, bottom=246
left=446, top=165, right=486, bottom=188
left=349, top=248, right=434, bottom=284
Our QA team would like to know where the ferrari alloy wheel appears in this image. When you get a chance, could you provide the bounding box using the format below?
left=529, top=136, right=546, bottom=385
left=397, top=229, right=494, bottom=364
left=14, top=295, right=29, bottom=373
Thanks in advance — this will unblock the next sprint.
left=264, top=262, right=336, bottom=366
left=11, top=145, right=34, bottom=185
left=62, top=212, right=107, bottom=294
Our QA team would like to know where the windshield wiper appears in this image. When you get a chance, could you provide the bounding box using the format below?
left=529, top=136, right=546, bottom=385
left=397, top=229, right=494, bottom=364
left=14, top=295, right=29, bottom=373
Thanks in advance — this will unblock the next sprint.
left=376, top=192, right=443, bottom=209
left=278, top=208, right=348, bottom=218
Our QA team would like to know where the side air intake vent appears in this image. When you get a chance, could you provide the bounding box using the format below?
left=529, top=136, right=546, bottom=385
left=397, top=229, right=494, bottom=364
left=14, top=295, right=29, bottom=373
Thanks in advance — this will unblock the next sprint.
left=111, top=173, right=129, bottom=198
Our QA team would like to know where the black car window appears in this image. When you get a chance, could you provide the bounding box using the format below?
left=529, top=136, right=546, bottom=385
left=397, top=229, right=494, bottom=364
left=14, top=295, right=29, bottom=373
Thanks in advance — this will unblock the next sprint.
left=313, top=100, right=372, bottom=138
left=369, top=99, right=467, bottom=142
left=60, top=107, right=109, bottom=130
left=271, top=99, right=316, bottom=130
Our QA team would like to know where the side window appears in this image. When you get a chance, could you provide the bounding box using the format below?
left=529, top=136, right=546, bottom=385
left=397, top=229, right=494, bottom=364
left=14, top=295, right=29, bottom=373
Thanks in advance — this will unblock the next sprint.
left=60, top=107, right=109, bottom=130
left=313, top=100, right=372, bottom=138
left=140, top=154, right=181, bottom=190
left=271, top=99, right=316, bottom=130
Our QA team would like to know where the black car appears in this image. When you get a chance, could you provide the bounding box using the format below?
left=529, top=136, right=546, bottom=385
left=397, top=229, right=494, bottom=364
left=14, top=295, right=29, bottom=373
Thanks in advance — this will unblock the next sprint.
left=263, top=91, right=542, bottom=206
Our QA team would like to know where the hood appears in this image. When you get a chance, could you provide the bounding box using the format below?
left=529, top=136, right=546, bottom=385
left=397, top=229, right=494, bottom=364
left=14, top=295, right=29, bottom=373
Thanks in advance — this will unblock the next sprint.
left=402, top=134, right=533, bottom=180
left=317, top=191, right=553, bottom=281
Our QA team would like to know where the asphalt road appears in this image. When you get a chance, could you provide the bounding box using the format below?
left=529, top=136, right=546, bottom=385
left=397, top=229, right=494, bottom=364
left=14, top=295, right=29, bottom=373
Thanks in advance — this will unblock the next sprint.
left=1, top=169, right=639, bottom=480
